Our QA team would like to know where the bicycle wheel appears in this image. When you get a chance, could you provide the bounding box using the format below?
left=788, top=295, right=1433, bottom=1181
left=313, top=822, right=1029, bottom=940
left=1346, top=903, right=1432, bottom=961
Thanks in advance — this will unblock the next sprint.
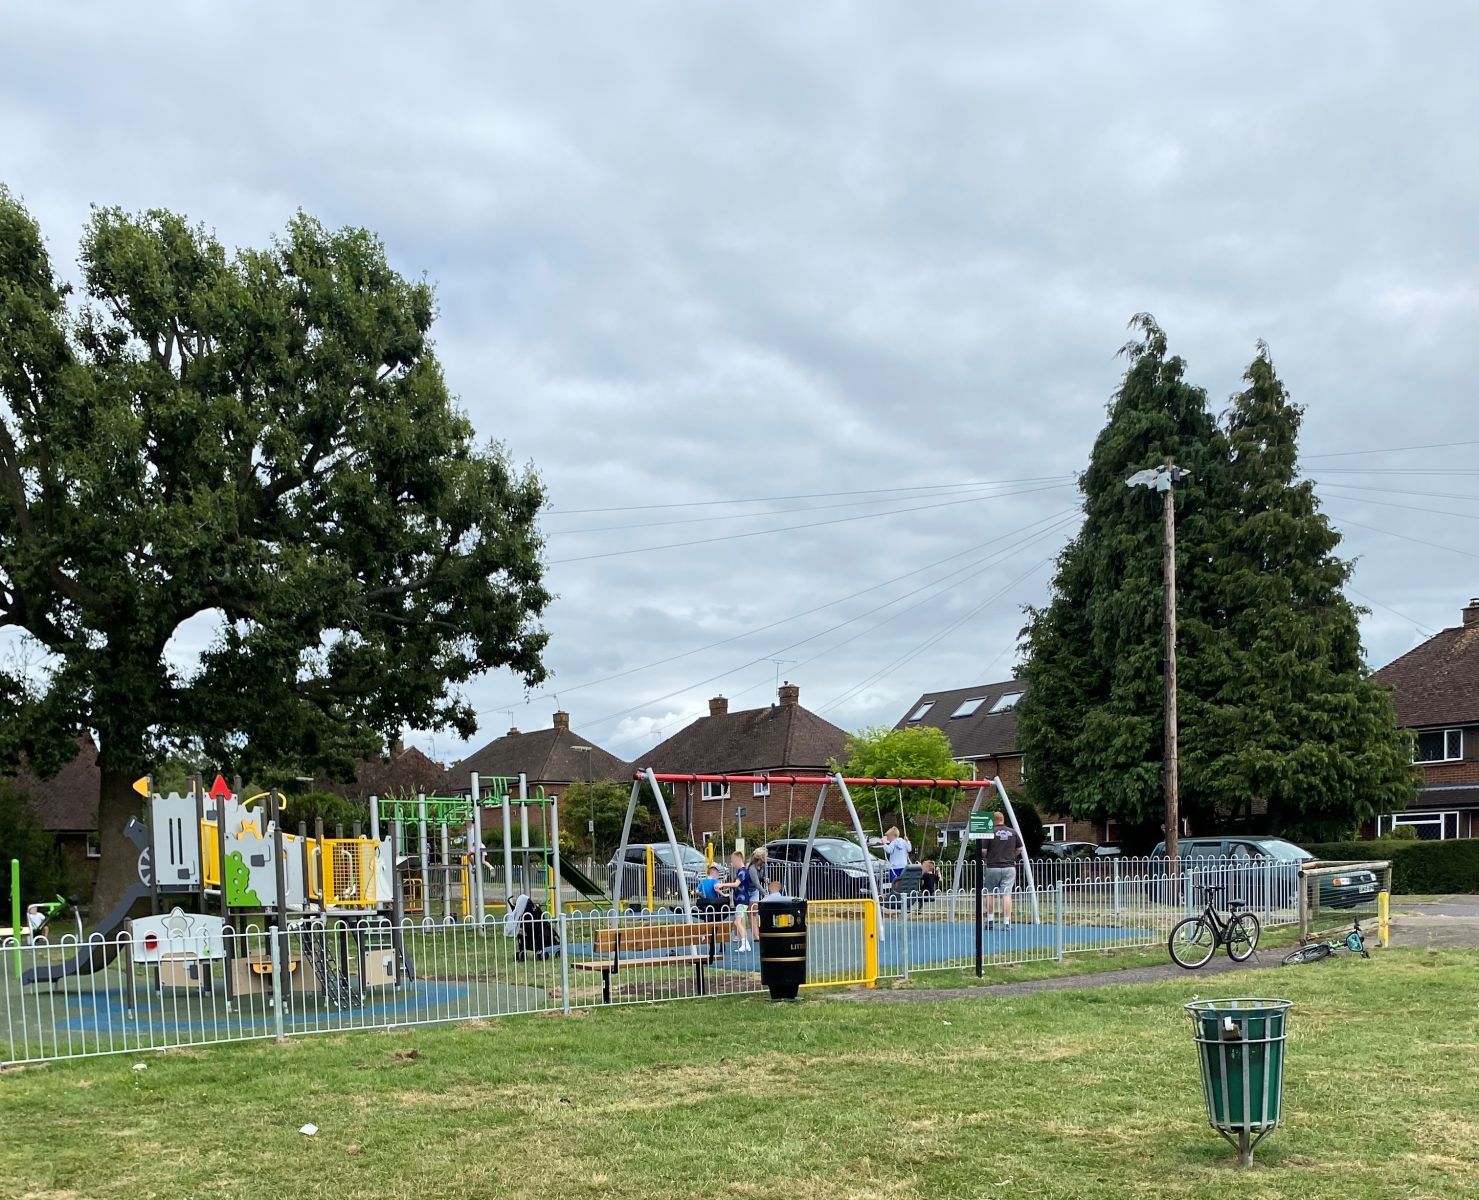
left=1226, top=912, right=1261, bottom=961
left=1168, top=917, right=1217, bottom=968
left=1281, top=942, right=1332, bottom=966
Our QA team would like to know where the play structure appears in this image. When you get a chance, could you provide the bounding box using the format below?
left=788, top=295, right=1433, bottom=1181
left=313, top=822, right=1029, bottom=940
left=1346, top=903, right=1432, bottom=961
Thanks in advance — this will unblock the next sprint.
left=12, top=769, right=620, bottom=1016
left=17, top=774, right=412, bottom=1012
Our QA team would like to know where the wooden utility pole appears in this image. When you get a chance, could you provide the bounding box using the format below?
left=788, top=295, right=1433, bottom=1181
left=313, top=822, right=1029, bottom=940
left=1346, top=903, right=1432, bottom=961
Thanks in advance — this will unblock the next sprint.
left=1161, top=459, right=1180, bottom=864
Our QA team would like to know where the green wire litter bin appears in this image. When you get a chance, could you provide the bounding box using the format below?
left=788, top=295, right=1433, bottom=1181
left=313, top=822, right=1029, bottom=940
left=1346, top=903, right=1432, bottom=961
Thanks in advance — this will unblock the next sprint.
left=1184, top=998, right=1292, bottom=1166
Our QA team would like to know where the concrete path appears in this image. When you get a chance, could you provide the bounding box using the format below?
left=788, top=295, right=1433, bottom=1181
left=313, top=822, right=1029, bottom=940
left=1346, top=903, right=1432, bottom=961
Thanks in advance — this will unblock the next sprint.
left=835, top=909, right=1479, bottom=1004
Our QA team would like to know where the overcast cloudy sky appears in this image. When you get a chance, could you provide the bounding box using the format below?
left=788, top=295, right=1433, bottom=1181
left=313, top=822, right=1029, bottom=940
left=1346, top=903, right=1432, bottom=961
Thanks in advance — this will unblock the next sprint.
left=3, top=3, right=1475, bottom=767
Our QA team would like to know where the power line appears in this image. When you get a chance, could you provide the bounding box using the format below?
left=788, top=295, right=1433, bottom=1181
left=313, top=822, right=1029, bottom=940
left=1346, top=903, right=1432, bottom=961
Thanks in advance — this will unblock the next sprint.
left=608, top=517, right=1079, bottom=750
left=1319, top=489, right=1479, bottom=523
left=547, top=480, right=1075, bottom=565
left=581, top=513, right=1080, bottom=734
left=546, top=480, right=1055, bottom=536
left=818, top=555, right=1056, bottom=716
left=1310, top=480, right=1479, bottom=503
left=1326, top=511, right=1479, bottom=562
left=549, top=474, right=1075, bottom=515
left=1346, top=586, right=1440, bottom=638
left=1305, top=438, right=1479, bottom=460
left=479, top=506, right=1082, bottom=715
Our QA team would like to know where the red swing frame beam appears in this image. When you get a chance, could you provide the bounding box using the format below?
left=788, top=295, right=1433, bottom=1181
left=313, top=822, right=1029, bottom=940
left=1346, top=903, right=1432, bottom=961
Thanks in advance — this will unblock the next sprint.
left=637, top=773, right=983, bottom=788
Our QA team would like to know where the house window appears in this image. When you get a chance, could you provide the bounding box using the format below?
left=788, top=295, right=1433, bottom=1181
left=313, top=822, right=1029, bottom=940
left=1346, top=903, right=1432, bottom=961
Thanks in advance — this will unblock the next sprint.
left=86, top=833, right=101, bottom=859
left=701, top=781, right=730, bottom=801
left=1414, top=729, right=1463, bottom=763
left=908, top=701, right=935, bottom=721
left=951, top=697, right=987, bottom=719
left=989, top=691, right=1023, bottom=714
left=1381, top=811, right=1461, bottom=840
left=1043, top=823, right=1067, bottom=843
left=1104, top=820, right=1121, bottom=844
left=753, top=777, right=770, bottom=798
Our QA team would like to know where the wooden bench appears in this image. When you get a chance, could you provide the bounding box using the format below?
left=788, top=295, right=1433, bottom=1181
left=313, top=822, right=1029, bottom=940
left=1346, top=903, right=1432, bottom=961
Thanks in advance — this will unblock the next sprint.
left=574, top=920, right=723, bottom=1003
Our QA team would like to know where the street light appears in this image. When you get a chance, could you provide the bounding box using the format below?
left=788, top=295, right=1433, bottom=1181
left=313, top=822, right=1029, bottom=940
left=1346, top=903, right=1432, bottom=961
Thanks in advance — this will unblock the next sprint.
left=1127, top=460, right=1192, bottom=863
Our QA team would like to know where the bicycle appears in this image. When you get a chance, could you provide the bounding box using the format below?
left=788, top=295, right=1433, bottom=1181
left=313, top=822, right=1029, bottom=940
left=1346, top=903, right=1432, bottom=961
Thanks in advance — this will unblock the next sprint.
left=1168, top=885, right=1261, bottom=969
left=1281, top=917, right=1370, bottom=965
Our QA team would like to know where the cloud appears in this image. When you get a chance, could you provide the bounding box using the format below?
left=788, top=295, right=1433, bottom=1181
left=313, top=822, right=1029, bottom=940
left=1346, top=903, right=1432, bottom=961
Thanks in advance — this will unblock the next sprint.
left=2, top=2, right=1474, bottom=767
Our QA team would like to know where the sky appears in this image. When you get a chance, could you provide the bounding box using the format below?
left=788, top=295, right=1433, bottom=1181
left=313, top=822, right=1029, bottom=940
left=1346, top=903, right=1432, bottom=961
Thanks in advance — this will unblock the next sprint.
left=2, top=3, right=1475, bottom=768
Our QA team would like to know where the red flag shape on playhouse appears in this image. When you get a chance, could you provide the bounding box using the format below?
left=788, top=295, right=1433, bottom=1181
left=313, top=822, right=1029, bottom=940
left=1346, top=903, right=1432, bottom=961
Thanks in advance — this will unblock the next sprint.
left=209, top=774, right=231, bottom=800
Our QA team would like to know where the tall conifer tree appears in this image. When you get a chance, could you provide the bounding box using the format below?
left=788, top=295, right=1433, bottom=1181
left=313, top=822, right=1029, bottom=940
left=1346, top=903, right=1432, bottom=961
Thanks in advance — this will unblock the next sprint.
left=1018, top=316, right=1229, bottom=842
left=1192, top=344, right=1414, bottom=838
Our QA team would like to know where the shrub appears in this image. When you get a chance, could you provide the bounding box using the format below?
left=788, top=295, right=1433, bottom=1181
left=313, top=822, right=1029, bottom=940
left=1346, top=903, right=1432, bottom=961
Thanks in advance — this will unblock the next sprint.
left=0, top=783, right=72, bottom=912
left=1301, top=838, right=1479, bottom=895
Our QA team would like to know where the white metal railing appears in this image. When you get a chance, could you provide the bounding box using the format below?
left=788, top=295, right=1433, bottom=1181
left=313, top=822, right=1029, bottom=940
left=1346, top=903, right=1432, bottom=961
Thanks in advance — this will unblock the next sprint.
left=2, top=857, right=1300, bottom=1065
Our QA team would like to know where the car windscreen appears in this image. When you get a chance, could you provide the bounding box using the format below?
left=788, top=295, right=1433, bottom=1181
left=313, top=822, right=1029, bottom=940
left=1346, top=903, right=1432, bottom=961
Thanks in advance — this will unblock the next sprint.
left=818, top=840, right=870, bottom=866
left=651, top=845, right=707, bottom=869
left=1255, top=839, right=1315, bottom=862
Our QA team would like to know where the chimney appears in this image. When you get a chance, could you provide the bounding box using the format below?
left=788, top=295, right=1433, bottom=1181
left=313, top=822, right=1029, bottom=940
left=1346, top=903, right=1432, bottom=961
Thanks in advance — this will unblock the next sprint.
left=507, top=726, right=520, bottom=737
left=1465, top=598, right=1479, bottom=627
left=778, top=681, right=800, bottom=708
left=709, top=696, right=729, bottom=716
left=552, top=711, right=570, bottom=731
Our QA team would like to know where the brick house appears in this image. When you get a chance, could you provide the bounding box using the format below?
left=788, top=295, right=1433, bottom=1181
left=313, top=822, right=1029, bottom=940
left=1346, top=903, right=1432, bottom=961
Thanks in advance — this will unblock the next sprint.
left=894, top=679, right=1103, bottom=846
left=632, top=683, right=850, bottom=846
left=1370, top=596, right=1479, bottom=840
left=317, top=741, right=446, bottom=800
left=8, top=737, right=102, bottom=892
left=443, top=711, right=631, bottom=837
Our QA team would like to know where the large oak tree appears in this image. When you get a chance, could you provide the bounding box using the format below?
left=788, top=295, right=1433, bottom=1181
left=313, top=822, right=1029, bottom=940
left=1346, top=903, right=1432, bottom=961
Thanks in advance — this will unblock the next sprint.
left=0, top=190, right=550, bottom=914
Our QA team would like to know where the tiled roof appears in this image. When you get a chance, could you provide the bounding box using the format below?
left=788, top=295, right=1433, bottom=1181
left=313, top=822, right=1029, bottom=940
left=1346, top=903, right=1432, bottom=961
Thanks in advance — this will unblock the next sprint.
left=893, top=679, right=1025, bottom=759
left=318, top=745, right=447, bottom=799
left=9, top=737, right=99, bottom=833
left=1372, top=619, right=1479, bottom=728
left=446, top=726, right=630, bottom=791
left=1407, top=784, right=1479, bottom=811
left=634, top=697, right=848, bottom=774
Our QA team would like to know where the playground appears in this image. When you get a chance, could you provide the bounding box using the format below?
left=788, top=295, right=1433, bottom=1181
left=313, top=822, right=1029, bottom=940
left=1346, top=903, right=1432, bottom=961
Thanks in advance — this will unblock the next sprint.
left=2, top=948, right=1474, bottom=1200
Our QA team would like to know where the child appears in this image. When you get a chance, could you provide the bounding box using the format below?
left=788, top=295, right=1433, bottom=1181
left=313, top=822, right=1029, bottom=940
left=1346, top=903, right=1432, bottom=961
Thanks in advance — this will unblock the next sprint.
left=761, top=878, right=790, bottom=901
left=729, top=850, right=756, bottom=951
left=919, top=859, right=940, bottom=899
left=696, top=864, right=730, bottom=918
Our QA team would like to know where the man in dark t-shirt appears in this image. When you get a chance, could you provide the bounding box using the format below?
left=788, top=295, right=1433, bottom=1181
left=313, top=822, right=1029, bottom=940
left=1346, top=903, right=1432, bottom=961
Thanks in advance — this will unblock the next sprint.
left=983, top=810, right=1024, bottom=929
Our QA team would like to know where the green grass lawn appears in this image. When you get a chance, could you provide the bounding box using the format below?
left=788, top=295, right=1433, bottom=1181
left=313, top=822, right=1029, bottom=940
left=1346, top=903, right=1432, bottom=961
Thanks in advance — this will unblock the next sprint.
left=3, top=948, right=1474, bottom=1200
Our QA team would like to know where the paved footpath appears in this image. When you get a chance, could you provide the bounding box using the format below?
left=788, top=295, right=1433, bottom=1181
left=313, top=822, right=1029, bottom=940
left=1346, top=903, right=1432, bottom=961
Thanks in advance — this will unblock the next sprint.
left=836, top=904, right=1479, bottom=1004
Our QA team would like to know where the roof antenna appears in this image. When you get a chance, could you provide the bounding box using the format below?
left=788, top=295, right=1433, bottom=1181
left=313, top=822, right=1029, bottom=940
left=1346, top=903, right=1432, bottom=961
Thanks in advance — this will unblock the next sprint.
left=770, top=659, right=797, bottom=692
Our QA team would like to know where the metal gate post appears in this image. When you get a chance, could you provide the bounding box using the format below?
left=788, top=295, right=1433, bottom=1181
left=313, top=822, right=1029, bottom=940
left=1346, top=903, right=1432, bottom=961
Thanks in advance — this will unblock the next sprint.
left=1055, top=881, right=1065, bottom=962
left=269, top=925, right=286, bottom=1041
left=1112, top=856, right=1122, bottom=917
left=900, top=902, right=910, bottom=982
left=558, top=912, right=571, bottom=1014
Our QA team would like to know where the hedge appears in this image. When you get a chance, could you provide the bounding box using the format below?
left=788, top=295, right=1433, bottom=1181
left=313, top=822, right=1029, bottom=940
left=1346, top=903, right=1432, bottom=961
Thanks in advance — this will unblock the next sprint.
left=1302, top=838, right=1479, bottom=895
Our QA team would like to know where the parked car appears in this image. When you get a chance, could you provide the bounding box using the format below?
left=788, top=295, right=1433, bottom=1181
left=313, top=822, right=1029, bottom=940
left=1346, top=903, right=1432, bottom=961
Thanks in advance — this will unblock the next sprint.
left=761, top=837, right=889, bottom=900
left=1040, top=841, right=1098, bottom=860
left=606, top=842, right=710, bottom=906
left=1151, top=836, right=1379, bottom=909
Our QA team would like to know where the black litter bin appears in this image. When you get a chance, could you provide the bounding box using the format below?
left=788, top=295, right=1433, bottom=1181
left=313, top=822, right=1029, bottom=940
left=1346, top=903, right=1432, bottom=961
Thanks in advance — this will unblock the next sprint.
left=757, top=898, right=807, bottom=1000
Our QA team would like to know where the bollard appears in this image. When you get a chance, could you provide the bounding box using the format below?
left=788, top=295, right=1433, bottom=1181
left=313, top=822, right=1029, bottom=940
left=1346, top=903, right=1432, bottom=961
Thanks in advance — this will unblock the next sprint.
left=558, top=912, right=571, bottom=1014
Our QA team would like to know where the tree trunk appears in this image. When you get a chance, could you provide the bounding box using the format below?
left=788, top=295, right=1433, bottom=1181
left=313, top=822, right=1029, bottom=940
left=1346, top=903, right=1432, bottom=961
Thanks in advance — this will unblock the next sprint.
left=89, top=763, right=152, bottom=930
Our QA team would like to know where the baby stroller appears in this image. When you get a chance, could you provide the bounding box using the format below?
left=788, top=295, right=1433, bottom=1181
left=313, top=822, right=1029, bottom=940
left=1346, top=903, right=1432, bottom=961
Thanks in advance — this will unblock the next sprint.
left=504, top=893, right=559, bottom=962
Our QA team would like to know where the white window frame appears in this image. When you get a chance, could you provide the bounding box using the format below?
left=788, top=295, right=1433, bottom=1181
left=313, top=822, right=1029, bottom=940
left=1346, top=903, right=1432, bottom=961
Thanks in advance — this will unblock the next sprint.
left=1380, top=811, right=1461, bottom=840
left=908, top=701, right=935, bottom=722
left=950, top=697, right=987, bottom=719
left=1413, top=728, right=1463, bottom=764
left=1104, top=820, right=1121, bottom=844
left=752, top=776, right=770, bottom=798
left=86, top=832, right=101, bottom=859
left=1043, top=823, right=1067, bottom=843
left=989, top=691, right=1024, bottom=714
left=701, top=780, right=730, bottom=801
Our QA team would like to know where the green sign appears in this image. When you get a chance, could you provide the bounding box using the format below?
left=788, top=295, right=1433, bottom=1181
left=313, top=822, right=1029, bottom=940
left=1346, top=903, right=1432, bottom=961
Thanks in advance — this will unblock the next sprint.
left=967, top=811, right=992, bottom=835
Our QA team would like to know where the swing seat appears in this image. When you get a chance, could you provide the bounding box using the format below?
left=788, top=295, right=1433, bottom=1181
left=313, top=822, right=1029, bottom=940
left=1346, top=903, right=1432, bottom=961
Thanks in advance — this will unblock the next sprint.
left=885, top=865, right=924, bottom=909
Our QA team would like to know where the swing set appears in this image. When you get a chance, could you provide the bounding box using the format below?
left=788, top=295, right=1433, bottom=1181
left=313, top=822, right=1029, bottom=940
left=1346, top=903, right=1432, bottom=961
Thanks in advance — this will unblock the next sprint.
left=614, top=770, right=1040, bottom=938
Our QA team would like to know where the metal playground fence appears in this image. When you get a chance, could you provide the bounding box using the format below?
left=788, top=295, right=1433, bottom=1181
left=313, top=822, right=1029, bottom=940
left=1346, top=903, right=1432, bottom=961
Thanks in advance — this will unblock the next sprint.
left=3, top=856, right=1315, bottom=1066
